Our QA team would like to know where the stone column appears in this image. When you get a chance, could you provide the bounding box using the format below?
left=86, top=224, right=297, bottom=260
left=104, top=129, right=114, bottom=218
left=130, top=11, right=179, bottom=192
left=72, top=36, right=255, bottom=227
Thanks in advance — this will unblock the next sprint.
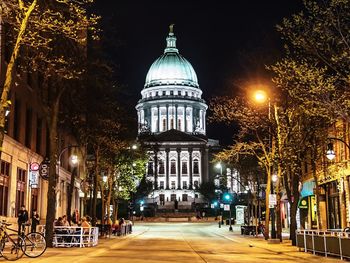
left=184, top=106, right=187, bottom=132
left=157, top=105, right=160, bottom=132
left=166, top=148, right=170, bottom=190
left=154, top=150, right=158, bottom=189
left=166, top=104, right=169, bottom=131
left=203, top=111, right=206, bottom=133
left=175, top=104, right=178, bottom=130
left=189, top=148, right=193, bottom=189
left=177, top=148, right=181, bottom=189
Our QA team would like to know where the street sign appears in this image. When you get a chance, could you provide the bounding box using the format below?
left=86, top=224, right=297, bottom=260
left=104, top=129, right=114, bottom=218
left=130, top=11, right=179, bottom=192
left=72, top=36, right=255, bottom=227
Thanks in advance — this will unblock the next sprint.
left=39, top=159, right=50, bottom=180
left=30, top=162, right=40, bottom=171
left=30, top=171, right=39, bottom=187
left=269, top=194, right=277, bottom=206
left=224, top=204, right=230, bottom=211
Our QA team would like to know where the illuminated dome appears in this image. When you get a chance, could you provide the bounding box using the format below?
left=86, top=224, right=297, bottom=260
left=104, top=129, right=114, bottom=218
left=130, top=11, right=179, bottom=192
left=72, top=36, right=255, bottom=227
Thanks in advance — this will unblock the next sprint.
left=144, top=27, right=199, bottom=89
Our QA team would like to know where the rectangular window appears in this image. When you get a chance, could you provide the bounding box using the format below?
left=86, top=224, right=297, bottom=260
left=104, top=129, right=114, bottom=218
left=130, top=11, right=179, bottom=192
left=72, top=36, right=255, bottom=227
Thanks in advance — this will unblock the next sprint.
left=159, top=181, right=164, bottom=189
left=194, top=181, right=199, bottom=189
left=0, top=161, right=10, bottom=216
left=170, top=194, right=176, bottom=201
left=158, top=160, right=165, bottom=175
left=14, top=98, right=21, bottom=141
left=25, top=107, right=32, bottom=148
left=171, top=181, right=176, bottom=189
left=36, top=117, right=43, bottom=154
left=16, top=168, right=26, bottom=216
left=182, top=181, right=187, bottom=189
left=182, top=194, right=188, bottom=202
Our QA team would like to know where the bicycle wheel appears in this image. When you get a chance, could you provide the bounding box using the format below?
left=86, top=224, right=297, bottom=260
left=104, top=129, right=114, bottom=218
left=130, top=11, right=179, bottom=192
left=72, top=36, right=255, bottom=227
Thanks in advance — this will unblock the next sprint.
left=1, top=234, right=25, bottom=261
left=24, top=232, right=47, bottom=258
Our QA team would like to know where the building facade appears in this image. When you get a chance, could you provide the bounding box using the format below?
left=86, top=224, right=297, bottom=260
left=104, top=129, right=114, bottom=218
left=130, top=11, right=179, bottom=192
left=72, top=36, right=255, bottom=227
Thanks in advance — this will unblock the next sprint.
left=0, top=20, right=83, bottom=225
left=136, top=26, right=211, bottom=210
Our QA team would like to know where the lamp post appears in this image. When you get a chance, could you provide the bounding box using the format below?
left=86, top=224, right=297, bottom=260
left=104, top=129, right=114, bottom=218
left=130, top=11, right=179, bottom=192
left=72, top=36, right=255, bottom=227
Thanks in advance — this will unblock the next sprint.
left=253, top=89, right=276, bottom=239
left=215, top=162, right=224, bottom=226
left=57, top=145, right=79, bottom=218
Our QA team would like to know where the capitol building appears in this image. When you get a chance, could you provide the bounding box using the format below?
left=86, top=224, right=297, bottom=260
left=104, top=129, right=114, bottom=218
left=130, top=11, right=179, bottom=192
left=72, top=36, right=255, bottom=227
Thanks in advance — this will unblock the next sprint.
left=136, top=26, right=216, bottom=210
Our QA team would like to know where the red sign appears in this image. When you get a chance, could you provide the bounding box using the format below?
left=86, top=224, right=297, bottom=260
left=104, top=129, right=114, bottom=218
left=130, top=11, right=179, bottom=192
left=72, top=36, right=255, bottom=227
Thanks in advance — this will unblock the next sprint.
left=30, top=162, right=40, bottom=171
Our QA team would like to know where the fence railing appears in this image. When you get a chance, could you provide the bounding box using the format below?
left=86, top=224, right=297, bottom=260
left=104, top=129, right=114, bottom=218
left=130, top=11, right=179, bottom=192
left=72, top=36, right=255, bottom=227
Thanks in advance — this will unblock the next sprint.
left=296, top=229, right=350, bottom=260
left=53, top=226, right=99, bottom=248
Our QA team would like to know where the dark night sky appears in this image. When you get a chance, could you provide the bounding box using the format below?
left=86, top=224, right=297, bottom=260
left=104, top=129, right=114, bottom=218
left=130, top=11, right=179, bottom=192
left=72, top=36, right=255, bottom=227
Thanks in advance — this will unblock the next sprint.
left=92, top=1, right=304, bottom=145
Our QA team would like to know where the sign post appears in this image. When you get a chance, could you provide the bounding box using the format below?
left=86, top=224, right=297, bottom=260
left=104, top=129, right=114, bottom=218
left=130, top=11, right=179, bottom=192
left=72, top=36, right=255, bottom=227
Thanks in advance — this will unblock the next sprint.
left=39, top=159, right=50, bottom=180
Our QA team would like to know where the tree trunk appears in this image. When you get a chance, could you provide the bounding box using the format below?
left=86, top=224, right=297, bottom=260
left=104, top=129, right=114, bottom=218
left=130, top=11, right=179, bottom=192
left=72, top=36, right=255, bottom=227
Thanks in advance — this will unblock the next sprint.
left=106, top=171, right=112, bottom=222
left=111, top=196, right=116, bottom=223
left=92, top=146, right=100, bottom=226
left=290, top=172, right=300, bottom=246
left=66, top=167, right=77, bottom=224
left=276, top=180, right=282, bottom=242
left=44, top=98, right=60, bottom=248
left=264, top=167, right=271, bottom=240
left=0, top=0, right=37, bottom=154
left=100, top=181, right=105, bottom=224
left=312, top=159, right=323, bottom=229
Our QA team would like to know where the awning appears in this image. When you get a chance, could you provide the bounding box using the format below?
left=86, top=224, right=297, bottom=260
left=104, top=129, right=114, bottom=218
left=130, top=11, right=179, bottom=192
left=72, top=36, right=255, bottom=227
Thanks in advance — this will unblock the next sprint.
left=300, top=180, right=315, bottom=198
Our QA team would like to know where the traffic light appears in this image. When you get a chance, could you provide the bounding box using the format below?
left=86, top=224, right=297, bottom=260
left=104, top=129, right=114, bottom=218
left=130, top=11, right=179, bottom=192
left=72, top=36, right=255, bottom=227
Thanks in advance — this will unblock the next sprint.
left=140, top=200, right=144, bottom=211
left=223, top=193, right=232, bottom=203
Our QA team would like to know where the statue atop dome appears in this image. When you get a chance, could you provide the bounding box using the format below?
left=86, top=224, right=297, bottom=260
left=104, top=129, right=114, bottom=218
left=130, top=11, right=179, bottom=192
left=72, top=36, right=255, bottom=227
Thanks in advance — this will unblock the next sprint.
left=169, top=24, right=175, bottom=34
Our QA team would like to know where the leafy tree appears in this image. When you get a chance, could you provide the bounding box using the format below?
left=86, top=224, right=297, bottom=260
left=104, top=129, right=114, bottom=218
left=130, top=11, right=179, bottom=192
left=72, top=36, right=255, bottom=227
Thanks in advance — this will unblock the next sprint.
left=198, top=182, right=217, bottom=204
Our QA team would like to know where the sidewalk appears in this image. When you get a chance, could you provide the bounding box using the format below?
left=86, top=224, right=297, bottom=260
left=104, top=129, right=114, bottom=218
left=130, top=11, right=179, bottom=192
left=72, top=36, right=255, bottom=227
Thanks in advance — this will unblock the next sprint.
left=21, top=225, right=150, bottom=263
left=208, top=224, right=343, bottom=262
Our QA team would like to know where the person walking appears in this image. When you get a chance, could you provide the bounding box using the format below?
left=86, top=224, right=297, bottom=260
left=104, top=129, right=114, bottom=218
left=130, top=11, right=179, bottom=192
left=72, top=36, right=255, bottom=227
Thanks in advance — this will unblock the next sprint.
left=31, top=210, right=40, bottom=233
left=18, top=205, right=29, bottom=235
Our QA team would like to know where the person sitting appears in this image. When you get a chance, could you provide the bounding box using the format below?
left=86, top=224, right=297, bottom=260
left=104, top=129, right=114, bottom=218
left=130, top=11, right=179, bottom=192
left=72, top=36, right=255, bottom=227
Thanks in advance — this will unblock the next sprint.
left=111, top=220, right=119, bottom=236
left=81, top=217, right=91, bottom=234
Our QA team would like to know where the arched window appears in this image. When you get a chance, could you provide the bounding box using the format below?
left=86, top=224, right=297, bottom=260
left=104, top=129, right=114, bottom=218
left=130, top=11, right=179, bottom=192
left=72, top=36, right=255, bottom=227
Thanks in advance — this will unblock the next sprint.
left=162, top=118, right=166, bottom=131
left=170, top=160, right=176, bottom=175
left=170, top=118, right=174, bottom=129
left=158, top=160, right=165, bottom=175
left=178, top=119, right=181, bottom=131
left=193, top=160, right=199, bottom=174
left=147, top=161, right=153, bottom=175
left=182, top=161, right=188, bottom=175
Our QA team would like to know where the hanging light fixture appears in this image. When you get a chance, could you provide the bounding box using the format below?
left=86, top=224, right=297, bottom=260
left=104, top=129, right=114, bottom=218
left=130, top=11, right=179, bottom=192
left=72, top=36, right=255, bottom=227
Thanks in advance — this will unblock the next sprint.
left=326, top=142, right=336, bottom=160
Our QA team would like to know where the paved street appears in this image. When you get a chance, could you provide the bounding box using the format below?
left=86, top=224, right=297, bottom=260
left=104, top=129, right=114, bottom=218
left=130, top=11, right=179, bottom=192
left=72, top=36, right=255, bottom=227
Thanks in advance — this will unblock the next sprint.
left=22, top=222, right=342, bottom=263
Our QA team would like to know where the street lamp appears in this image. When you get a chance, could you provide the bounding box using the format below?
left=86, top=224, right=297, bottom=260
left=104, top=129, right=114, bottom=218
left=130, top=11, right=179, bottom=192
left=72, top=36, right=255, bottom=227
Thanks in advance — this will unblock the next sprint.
left=326, top=142, right=336, bottom=160
left=253, top=89, right=276, bottom=239
left=215, top=162, right=224, bottom=227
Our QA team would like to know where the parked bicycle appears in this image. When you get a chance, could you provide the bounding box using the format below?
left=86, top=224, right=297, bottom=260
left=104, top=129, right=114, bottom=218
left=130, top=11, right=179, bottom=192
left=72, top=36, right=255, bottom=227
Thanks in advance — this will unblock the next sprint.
left=0, top=221, right=26, bottom=261
left=20, top=223, right=46, bottom=258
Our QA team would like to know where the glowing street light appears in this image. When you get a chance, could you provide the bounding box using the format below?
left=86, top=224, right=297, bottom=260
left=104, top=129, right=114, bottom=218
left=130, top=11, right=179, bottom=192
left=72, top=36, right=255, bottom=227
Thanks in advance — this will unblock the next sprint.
left=326, top=142, right=336, bottom=160
left=254, top=90, right=268, bottom=103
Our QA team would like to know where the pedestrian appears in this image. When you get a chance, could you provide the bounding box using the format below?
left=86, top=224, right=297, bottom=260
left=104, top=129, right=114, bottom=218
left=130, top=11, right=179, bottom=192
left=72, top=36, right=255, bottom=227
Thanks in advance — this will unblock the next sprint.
left=31, top=210, right=40, bottom=233
left=17, top=205, right=29, bottom=235
left=62, top=215, right=70, bottom=226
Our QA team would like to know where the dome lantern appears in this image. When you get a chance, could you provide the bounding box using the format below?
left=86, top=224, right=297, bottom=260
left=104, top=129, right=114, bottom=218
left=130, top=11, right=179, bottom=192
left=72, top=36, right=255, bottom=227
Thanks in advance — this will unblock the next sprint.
left=165, top=24, right=178, bottom=53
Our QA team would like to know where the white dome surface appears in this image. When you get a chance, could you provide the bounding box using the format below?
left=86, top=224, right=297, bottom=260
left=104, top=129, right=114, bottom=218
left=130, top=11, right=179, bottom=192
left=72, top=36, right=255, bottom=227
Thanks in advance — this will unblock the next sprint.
left=144, top=30, right=199, bottom=89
